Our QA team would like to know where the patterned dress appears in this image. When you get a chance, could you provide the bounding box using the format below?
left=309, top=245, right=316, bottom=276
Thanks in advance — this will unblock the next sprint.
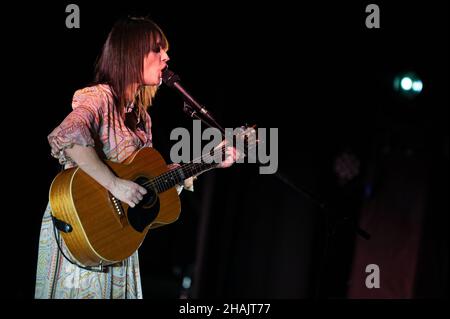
left=35, top=84, right=153, bottom=299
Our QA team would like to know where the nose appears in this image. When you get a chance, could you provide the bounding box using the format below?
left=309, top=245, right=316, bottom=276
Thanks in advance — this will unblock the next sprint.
left=161, top=49, right=170, bottom=63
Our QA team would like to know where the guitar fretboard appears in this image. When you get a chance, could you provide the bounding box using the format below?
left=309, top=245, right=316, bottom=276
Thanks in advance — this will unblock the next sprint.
left=146, top=127, right=255, bottom=193
left=149, top=161, right=218, bottom=193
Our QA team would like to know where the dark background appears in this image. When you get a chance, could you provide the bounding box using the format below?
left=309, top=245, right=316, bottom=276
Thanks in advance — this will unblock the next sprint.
left=5, top=1, right=448, bottom=299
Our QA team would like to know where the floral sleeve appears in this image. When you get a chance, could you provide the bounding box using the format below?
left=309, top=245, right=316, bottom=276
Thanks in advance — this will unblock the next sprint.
left=48, top=87, right=102, bottom=165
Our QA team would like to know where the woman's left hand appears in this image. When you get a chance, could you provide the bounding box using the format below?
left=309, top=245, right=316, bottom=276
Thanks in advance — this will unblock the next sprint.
left=217, top=141, right=242, bottom=168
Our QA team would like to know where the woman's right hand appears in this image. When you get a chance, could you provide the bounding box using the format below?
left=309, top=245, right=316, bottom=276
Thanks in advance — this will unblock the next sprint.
left=108, top=177, right=148, bottom=208
left=63, top=145, right=147, bottom=207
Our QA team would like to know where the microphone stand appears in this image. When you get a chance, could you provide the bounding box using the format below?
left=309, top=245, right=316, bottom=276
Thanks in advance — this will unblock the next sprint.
left=166, top=74, right=371, bottom=299
left=179, top=91, right=331, bottom=211
left=182, top=101, right=225, bottom=136
left=175, top=82, right=372, bottom=234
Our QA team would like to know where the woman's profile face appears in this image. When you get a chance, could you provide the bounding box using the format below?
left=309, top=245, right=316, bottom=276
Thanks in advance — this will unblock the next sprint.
left=143, top=44, right=169, bottom=86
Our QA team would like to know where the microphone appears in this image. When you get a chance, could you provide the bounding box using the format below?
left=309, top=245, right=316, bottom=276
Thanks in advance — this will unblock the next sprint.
left=162, top=68, right=218, bottom=127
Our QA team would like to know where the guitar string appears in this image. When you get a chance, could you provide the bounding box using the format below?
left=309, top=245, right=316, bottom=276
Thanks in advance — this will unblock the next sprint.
left=145, top=144, right=228, bottom=192
left=160, top=137, right=258, bottom=190
left=143, top=138, right=257, bottom=193
left=147, top=138, right=257, bottom=192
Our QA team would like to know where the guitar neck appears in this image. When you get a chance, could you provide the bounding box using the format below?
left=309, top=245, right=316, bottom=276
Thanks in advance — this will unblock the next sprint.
left=150, top=126, right=256, bottom=193
left=152, top=161, right=218, bottom=193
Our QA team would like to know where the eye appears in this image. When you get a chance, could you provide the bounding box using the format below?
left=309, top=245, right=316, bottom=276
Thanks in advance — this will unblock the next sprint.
left=153, top=43, right=161, bottom=53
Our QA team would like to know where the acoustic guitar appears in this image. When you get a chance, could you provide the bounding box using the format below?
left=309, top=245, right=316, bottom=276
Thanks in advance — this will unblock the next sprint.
left=49, top=126, right=256, bottom=267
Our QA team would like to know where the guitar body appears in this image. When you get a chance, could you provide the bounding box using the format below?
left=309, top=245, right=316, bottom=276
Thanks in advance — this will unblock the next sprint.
left=49, top=147, right=181, bottom=267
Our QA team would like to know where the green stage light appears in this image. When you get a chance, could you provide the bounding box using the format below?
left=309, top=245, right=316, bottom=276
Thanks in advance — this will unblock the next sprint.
left=400, top=77, right=413, bottom=91
left=394, top=72, right=423, bottom=97
left=412, top=80, right=423, bottom=93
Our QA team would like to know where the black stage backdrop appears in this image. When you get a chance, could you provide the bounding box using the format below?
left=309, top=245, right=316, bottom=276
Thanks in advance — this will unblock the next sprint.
left=4, top=1, right=448, bottom=300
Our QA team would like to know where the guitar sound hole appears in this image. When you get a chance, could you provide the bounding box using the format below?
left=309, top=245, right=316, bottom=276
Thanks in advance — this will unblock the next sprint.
left=127, top=176, right=160, bottom=232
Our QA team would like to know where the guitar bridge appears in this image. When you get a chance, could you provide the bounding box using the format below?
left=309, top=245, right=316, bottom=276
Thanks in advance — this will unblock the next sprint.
left=110, top=195, right=124, bottom=217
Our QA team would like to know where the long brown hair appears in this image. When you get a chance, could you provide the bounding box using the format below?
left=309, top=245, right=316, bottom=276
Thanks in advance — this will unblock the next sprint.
left=94, top=16, right=168, bottom=117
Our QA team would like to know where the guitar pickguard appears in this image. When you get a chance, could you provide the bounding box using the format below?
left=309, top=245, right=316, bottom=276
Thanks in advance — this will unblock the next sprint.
left=126, top=176, right=160, bottom=232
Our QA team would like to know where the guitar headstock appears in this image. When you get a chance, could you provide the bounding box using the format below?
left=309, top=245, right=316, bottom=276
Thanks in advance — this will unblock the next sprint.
left=232, top=124, right=259, bottom=160
left=237, top=124, right=257, bottom=141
